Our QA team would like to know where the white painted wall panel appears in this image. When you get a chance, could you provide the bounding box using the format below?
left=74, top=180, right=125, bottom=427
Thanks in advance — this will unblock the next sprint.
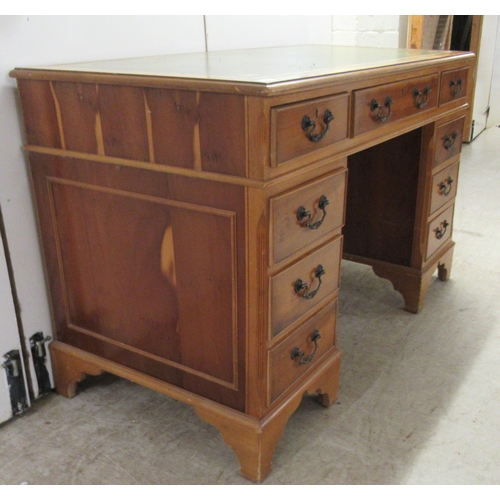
left=471, top=16, right=499, bottom=139
left=488, top=18, right=500, bottom=127
left=331, top=15, right=401, bottom=48
left=205, top=15, right=332, bottom=51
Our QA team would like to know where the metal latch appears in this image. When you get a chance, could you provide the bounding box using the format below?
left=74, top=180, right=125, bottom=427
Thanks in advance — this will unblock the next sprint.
left=2, top=351, right=21, bottom=377
left=2, top=350, right=29, bottom=415
left=29, top=332, right=53, bottom=396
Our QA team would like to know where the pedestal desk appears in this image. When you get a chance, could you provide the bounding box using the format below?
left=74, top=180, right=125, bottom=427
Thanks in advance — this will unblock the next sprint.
left=10, top=45, right=475, bottom=482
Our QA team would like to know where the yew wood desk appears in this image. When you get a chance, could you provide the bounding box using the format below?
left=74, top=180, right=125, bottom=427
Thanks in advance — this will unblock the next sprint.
left=10, top=45, right=475, bottom=482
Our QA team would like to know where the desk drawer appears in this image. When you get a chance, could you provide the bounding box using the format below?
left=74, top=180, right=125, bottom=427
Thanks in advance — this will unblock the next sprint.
left=353, top=73, right=439, bottom=136
left=268, top=302, right=337, bottom=404
left=439, top=67, right=469, bottom=106
left=434, top=116, right=465, bottom=167
left=271, top=93, right=349, bottom=166
left=270, top=166, right=347, bottom=265
left=270, top=237, right=342, bottom=338
left=426, top=204, right=454, bottom=260
left=430, top=161, right=459, bottom=216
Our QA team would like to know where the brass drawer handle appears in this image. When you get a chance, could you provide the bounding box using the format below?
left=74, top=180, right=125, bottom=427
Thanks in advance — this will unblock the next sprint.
left=439, top=176, right=453, bottom=196
left=297, top=195, right=330, bottom=230
left=301, top=109, right=335, bottom=143
left=450, top=77, right=463, bottom=97
left=443, top=131, right=458, bottom=150
left=294, top=265, right=325, bottom=300
left=413, top=85, right=432, bottom=109
left=291, top=330, right=322, bottom=365
left=370, top=96, right=393, bottom=123
left=435, top=220, right=450, bottom=240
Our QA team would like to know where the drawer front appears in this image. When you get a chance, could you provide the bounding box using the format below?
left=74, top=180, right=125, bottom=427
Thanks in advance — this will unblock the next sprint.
left=434, top=116, right=465, bottom=167
left=426, top=204, right=454, bottom=260
left=439, top=67, right=469, bottom=106
left=270, top=236, right=342, bottom=338
left=271, top=93, right=349, bottom=166
left=430, top=161, right=459, bottom=216
left=270, top=167, right=347, bottom=265
left=353, top=73, right=439, bottom=136
left=269, top=302, right=337, bottom=404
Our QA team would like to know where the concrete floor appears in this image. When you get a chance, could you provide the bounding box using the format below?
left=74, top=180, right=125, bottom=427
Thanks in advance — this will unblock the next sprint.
left=1, top=126, right=500, bottom=485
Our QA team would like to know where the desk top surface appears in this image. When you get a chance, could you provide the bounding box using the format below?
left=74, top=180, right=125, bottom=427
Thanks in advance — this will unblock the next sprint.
left=12, top=45, right=471, bottom=85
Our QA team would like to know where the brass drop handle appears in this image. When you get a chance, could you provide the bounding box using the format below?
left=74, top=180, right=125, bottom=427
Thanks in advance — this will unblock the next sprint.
left=291, top=330, right=322, bottom=365
left=435, top=220, right=450, bottom=240
left=450, top=77, right=463, bottom=97
left=443, top=131, right=458, bottom=150
left=294, top=265, right=325, bottom=300
left=370, top=96, right=394, bottom=123
left=413, top=85, right=432, bottom=109
left=301, top=109, right=335, bottom=143
left=439, top=176, right=453, bottom=196
left=297, top=195, right=330, bottom=230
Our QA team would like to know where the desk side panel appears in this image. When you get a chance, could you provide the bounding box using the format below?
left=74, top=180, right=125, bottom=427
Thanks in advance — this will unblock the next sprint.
left=29, top=152, right=247, bottom=411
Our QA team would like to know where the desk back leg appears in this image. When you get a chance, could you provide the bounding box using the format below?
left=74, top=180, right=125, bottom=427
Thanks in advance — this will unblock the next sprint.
left=369, top=242, right=455, bottom=313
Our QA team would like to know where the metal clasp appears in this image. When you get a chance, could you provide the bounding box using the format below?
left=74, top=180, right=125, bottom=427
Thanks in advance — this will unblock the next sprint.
left=29, top=332, right=53, bottom=396
left=2, top=353, right=21, bottom=378
left=30, top=333, right=53, bottom=359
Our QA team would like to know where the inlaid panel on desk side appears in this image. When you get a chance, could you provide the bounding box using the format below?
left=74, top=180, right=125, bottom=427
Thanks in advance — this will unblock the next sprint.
left=29, top=152, right=248, bottom=410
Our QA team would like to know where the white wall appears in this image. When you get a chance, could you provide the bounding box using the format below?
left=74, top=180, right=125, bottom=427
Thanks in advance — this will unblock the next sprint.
left=332, top=15, right=401, bottom=47
left=489, top=18, right=500, bottom=126
left=0, top=15, right=403, bottom=397
left=205, top=15, right=333, bottom=49
left=470, top=16, right=499, bottom=138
